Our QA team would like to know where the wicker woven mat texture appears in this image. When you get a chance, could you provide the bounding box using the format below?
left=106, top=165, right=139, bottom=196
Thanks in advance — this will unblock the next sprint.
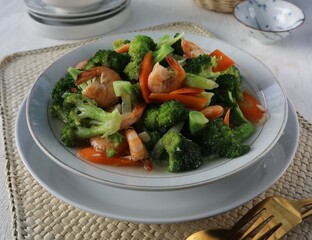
left=1, top=22, right=311, bottom=240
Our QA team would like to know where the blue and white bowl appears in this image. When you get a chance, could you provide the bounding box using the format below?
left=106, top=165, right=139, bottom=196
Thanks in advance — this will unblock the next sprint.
left=234, top=0, right=305, bottom=44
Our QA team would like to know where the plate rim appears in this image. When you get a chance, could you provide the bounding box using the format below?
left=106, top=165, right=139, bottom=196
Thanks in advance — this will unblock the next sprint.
left=25, top=0, right=128, bottom=18
left=17, top=97, right=299, bottom=223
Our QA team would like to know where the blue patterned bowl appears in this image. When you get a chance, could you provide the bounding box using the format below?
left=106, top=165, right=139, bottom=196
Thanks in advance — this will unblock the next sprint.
left=234, top=0, right=305, bottom=44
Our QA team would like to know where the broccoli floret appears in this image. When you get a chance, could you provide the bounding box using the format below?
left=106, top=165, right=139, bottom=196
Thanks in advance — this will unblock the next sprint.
left=124, top=35, right=156, bottom=80
left=60, top=93, right=122, bottom=147
left=183, top=54, right=220, bottom=80
left=84, top=49, right=130, bottom=75
left=232, top=123, right=256, bottom=143
left=198, top=118, right=250, bottom=158
left=223, top=65, right=240, bottom=79
left=67, top=67, right=83, bottom=80
left=162, top=131, right=202, bottom=172
left=48, top=73, right=81, bottom=122
left=152, top=44, right=174, bottom=65
left=155, top=33, right=184, bottom=49
left=112, top=38, right=130, bottom=50
left=214, top=73, right=243, bottom=103
left=142, top=101, right=189, bottom=131
left=171, top=33, right=184, bottom=56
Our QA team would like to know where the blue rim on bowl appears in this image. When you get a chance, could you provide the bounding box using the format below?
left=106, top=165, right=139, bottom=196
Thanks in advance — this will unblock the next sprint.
left=234, top=0, right=305, bottom=43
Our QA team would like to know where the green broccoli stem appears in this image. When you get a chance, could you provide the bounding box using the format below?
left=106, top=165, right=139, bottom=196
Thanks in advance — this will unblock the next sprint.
left=155, top=33, right=184, bottom=49
left=232, top=123, right=256, bottom=143
left=113, top=80, right=141, bottom=114
left=185, top=73, right=219, bottom=90
left=151, top=121, right=184, bottom=160
left=67, top=67, right=82, bottom=81
left=76, top=105, right=112, bottom=122
left=189, top=111, right=208, bottom=135
left=152, top=44, right=174, bottom=65
left=75, top=125, right=116, bottom=139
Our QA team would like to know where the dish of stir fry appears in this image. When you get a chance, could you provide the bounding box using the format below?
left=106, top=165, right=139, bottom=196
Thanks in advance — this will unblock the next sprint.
left=48, top=33, right=267, bottom=173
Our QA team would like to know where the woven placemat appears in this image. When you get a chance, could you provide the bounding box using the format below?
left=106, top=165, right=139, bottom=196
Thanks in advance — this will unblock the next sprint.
left=1, top=22, right=311, bottom=240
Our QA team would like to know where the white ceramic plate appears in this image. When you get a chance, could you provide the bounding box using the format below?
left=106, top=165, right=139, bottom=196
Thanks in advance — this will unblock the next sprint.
left=28, top=0, right=130, bottom=24
left=18, top=98, right=298, bottom=223
left=24, top=0, right=127, bottom=18
left=26, top=32, right=288, bottom=190
left=27, top=5, right=131, bottom=40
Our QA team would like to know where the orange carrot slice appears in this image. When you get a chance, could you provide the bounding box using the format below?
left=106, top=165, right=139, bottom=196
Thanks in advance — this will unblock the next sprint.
left=169, top=87, right=205, bottom=95
left=78, top=147, right=142, bottom=167
left=201, top=105, right=224, bottom=121
left=238, top=90, right=265, bottom=124
left=224, top=108, right=230, bottom=126
left=114, top=43, right=130, bottom=53
left=139, top=51, right=153, bottom=103
left=210, top=49, right=235, bottom=72
left=149, top=93, right=208, bottom=110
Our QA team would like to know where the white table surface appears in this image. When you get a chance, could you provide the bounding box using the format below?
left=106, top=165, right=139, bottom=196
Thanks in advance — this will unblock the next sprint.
left=0, top=0, right=311, bottom=239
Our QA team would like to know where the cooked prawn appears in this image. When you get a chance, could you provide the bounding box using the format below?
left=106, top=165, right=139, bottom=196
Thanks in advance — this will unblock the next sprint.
left=89, top=136, right=129, bottom=155
left=181, top=39, right=205, bottom=58
left=75, top=66, right=121, bottom=109
left=119, top=102, right=146, bottom=130
left=147, top=56, right=186, bottom=93
left=201, top=105, right=224, bottom=121
left=75, top=59, right=88, bottom=69
left=125, top=128, right=149, bottom=161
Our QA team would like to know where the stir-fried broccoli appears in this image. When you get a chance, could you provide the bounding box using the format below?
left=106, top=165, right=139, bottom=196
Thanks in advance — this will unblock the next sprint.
left=162, top=131, right=202, bottom=172
left=214, top=73, right=243, bottom=105
left=171, top=33, right=184, bottom=56
left=48, top=73, right=81, bottom=122
left=183, top=54, right=220, bottom=80
left=152, top=44, right=174, bottom=65
left=84, top=49, right=130, bottom=75
left=155, top=32, right=184, bottom=49
left=61, top=93, right=122, bottom=147
left=152, top=33, right=185, bottom=65
left=124, top=35, right=156, bottom=80
left=142, top=100, right=189, bottom=131
left=112, top=38, right=130, bottom=50
left=197, top=118, right=251, bottom=158
left=223, top=65, right=240, bottom=79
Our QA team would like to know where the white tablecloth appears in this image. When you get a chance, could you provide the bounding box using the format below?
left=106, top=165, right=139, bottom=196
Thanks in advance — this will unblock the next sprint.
left=1, top=0, right=311, bottom=239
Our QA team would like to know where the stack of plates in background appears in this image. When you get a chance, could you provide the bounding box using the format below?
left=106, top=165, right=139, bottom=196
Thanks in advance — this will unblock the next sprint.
left=24, top=0, right=131, bottom=40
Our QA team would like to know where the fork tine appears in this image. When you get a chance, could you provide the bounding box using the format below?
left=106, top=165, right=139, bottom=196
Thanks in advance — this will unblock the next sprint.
left=296, top=197, right=312, bottom=219
left=229, top=198, right=269, bottom=239
left=238, top=211, right=272, bottom=239
left=230, top=200, right=268, bottom=236
left=302, top=204, right=312, bottom=219
left=251, top=221, right=282, bottom=240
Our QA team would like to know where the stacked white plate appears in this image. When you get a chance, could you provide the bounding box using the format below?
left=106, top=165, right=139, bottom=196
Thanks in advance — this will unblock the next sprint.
left=16, top=32, right=300, bottom=223
left=24, top=0, right=131, bottom=39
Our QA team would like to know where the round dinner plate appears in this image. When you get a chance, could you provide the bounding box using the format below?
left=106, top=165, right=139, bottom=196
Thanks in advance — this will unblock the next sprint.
left=28, top=0, right=130, bottom=24
left=27, top=5, right=131, bottom=40
left=17, top=98, right=298, bottom=223
left=26, top=32, right=288, bottom=190
left=25, top=0, right=127, bottom=18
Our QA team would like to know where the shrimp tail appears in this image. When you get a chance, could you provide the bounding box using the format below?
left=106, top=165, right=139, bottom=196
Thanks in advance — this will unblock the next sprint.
left=165, top=56, right=186, bottom=80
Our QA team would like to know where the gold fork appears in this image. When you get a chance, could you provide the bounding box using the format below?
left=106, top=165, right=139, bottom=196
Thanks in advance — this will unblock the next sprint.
left=187, top=196, right=312, bottom=240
